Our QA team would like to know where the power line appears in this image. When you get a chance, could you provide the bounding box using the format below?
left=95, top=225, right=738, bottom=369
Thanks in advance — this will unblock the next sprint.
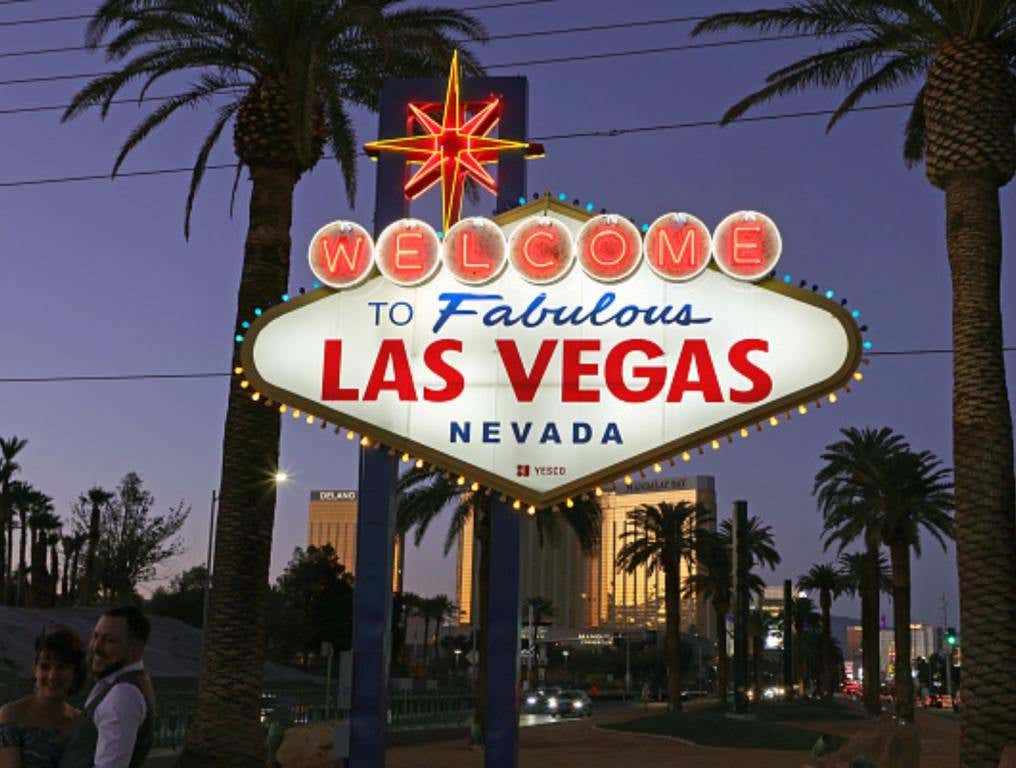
left=0, top=0, right=563, bottom=34
left=0, top=29, right=807, bottom=64
left=2, top=347, right=1013, bottom=384
left=0, top=101, right=913, bottom=188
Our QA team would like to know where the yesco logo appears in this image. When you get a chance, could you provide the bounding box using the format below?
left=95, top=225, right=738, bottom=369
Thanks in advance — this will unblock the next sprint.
left=307, top=211, right=781, bottom=290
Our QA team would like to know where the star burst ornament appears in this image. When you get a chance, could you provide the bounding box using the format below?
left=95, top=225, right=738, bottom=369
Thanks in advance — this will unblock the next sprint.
left=364, top=51, right=544, bottom=233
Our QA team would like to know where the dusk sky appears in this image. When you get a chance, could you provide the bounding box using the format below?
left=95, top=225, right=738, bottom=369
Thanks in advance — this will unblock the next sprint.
left=1, top=0, right=1012, bottom=627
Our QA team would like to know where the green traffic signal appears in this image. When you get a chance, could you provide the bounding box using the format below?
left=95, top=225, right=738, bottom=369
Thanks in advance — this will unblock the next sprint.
left=945, top=627, right=957, bottom=646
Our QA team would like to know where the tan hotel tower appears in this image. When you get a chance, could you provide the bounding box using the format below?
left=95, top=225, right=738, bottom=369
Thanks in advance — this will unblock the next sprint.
left=307, top=490, right=404, bottom=592
left=455, top=476, right=717, bottom=640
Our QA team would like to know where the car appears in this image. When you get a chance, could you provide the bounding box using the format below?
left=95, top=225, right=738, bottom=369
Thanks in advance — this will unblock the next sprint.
left=548, top=689, right=592, bottom=718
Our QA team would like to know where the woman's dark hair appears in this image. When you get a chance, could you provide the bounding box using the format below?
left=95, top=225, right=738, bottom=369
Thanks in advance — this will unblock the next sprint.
left=35, top=627, right=87, bottom=694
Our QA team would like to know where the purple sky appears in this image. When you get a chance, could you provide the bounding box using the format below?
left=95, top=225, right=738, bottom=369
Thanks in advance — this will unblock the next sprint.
left=1, top=0, right=1012, bottom=628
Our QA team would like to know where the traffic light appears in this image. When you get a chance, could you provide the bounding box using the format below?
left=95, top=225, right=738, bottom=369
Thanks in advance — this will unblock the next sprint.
left=945, top=627, right=957, bottom=646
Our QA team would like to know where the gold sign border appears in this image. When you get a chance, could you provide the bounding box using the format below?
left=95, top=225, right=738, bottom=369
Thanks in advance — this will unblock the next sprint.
left=240, top=198, right=863, bottom=508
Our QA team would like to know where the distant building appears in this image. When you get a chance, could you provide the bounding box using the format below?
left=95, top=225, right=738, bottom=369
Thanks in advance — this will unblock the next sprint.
left=844, top=623, right=942, bottom=680
left=456, top=475, right=717, bottom=641
left=307, top=490, right=403, bottom=592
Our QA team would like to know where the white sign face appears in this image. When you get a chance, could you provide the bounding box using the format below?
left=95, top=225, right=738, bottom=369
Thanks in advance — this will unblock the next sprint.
left=242, top=201, right=861, bottom=507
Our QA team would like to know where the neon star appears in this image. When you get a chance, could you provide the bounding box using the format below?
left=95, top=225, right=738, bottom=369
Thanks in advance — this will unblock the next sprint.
left=364, top=51, right=543, bottom=233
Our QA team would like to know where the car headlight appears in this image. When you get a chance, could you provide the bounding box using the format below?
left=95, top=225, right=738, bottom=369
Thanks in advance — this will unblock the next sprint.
left=548, top=698, right=558, bottom=709
left=573, top=701, right=583, bottom=709
left=526, top=696, right=537, bottom=705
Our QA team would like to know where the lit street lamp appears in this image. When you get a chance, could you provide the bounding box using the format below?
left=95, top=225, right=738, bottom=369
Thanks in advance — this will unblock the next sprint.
left=454, top=648, right=462, bottom=670
left=562, top=649, right=570, bottom=675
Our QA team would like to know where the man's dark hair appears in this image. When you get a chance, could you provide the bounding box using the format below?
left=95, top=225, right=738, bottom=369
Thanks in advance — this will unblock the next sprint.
left=35, top=626, right=87, bottom=694
left=104, top=606, right=151, bottom=645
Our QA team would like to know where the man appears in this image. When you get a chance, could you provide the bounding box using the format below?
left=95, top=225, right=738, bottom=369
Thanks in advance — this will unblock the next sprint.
left=60, top=607, right=156, bottom=768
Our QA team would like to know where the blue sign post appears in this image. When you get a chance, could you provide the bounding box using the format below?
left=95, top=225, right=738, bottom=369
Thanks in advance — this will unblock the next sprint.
left=485, top=498, right=521, bottom=768
left=347, top=71, right=529, bottom=768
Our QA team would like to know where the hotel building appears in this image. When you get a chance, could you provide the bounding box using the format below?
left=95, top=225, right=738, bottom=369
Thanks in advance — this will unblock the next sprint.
left=455, top=476, right=718, bottom=641
left=307, top=489, right=404, bottom=592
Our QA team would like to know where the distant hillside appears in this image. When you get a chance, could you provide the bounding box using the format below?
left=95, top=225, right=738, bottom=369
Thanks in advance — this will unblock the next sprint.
left=0, top=607, right=318, bottom=683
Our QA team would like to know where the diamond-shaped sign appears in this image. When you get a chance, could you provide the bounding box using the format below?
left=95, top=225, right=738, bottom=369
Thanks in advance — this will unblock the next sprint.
left=240, top=200, right=862, bottom=507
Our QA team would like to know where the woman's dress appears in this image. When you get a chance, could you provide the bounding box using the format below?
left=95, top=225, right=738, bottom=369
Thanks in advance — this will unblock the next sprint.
left=0, top=722, right=68, bottom=768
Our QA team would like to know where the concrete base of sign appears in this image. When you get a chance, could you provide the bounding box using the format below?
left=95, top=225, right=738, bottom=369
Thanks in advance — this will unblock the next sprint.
left=276, top=722, right=341, bottom=768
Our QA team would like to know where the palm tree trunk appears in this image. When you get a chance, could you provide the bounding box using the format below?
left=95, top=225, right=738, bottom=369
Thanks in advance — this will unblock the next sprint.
left=82, top=504, right=100, bottom=605
left=180, top=163, right=295, bottom=768
left=422, top=618, right=431, bottom=665
left=49, top=543, right=59, bottom=606
left=862, top=541, right=881, bottom=716
left=60, top=544, right=70, bottom=603
left=889, top=542, right=913, bottom=722
left=944, top=173, right=1016, bottom=768
left=820, top=589, right=832, bottom=699
left=714, top=602, right=728, bottom=705
left=5, top=517, right=12, bottom=600
left=0, top=487, right=7, bottom=605
left=16, top=511, right=27, bottom=606
left=475, top=502, right=490, bottom=741
left=69, top=546, right=80, bottom=603
left=664, top=568, right=682, bottom=710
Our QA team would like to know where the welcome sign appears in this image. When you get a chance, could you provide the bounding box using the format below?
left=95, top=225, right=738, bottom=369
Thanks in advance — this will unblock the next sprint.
left=239, top=197, right=862, bottom=508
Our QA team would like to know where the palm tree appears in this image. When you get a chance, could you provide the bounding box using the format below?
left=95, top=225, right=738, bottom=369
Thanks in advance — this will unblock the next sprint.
left=616, top=501, right=710, bottom=710
left=65, top=5, right=486, bottom=762
left=685, top=527, right=767, bottom=704
left=798, top=563, right=848, bottom=697
left=10, top=481, right=43, bottom=607
left=60, top=534, right=75, bottom=603
left=68, top=532, right=87, bottom=604
left=0, top=436, right=28, bottom=604
left=426, top=594, right=457, bottom=663
left=524, top=596, right=554, bottom=687
left=839, top=550, right=893, bottom=706
left=815, top=426, right=907, bottom=714
left=26, top=493, right=57, bottom=608
left=692, top=5, right=1015, bottom=761
left=79, top=486, right=113, bottom=605
left=881, top=449, right=954, bottom=722
left=719, top=515, right=782, bottom=572
left=397, top=465, right=599, bottom=737
left=791, top=595, right=820, bottom=693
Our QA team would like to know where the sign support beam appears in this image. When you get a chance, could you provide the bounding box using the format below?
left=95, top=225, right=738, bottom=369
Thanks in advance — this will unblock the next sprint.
left=486, top=497, right=521, bottom=768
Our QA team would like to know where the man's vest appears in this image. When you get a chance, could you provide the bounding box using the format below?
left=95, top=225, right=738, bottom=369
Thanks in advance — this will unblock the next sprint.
left=59, top=669, right=156, bottom=768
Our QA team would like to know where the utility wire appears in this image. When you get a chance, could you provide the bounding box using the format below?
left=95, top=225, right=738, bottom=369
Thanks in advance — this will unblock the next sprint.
left=2, top=347, right=1013, bottom=384
left=0, top=0, right=562, bottom=32
left=0, top=101, right=913, bottom=188
left=0, top=29, right=807, bottom=62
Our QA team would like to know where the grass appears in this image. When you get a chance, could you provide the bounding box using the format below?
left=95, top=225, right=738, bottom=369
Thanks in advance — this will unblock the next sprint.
left=605, top=700, right=859, bottom=751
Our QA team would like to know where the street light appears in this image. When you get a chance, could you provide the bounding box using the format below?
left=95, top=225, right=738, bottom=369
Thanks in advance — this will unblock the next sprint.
left=454, top=648, right=462, bottom=670
left=562, top=649, right=570, bottom=676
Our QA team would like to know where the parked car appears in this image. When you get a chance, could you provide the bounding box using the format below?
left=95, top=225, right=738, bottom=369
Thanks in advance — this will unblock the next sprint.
left=548, top=690, right=592, bottom=718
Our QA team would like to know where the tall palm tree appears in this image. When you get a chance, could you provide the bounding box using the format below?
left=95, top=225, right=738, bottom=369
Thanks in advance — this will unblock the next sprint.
left=686, top=527, right=767, bottom=704
left=815, top=426, right=907, bottom=714
left=397, top=465, right=599, bottom=737
left=692, top=5, right=1015, bottom=761
left=10, top=482, right=43, bottom=607
left=25, top=492, right=56, bottom=608
left=60, top=534, right=75, bottom=603
left=882, top=449, right=955, bottom=722
left=719, top=515, right=782, bottom=572
left=79, top=486, right=113, bottom=605
left=616, top=501, right=709, bottom=710
left=0, top=436, right=28, bottom=605
left=65, top=5, right=485, bottom=763
left=798, top=562, right=848, bottom=697
left=67, top=532, right=87, bottom=604
left=791, top=595, right=820, bottom=692
left=839, top=550, right=892, bottom=705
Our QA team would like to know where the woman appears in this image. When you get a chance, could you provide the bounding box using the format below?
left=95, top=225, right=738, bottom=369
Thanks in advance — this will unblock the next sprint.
left=0, top=628, right=85, bottom=768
